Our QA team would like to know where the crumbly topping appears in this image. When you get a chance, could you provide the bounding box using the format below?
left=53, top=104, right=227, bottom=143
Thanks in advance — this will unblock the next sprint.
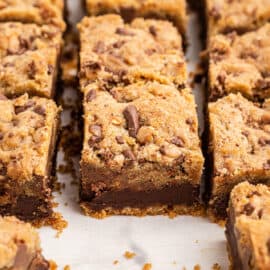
left=0, top=94, right=60, bottom=182
left=0, top=216, right=40, bottom=269
left=209, top=23, right=270, bottom=101
left=209, top=93, right=270, bottom=183
left=78, top=15, right=186, bottom=89
left=0, top=22, right=62, bottom=98
left=229, top=182, right=270, bottom=269
left=0, top=0, right=66, bottom=31
left=82, top=82, right=203, bottom=184
left=207, top=0, right=270, bottom=37
left=85, top=0, right=187, bottom=35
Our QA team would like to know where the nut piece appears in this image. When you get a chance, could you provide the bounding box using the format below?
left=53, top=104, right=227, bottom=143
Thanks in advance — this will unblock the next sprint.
left=123, top=105, right=139, bottom=138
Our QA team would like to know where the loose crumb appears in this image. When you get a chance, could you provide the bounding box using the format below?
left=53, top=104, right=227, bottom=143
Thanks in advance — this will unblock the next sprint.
left=113, top=260, right=119, bottom=265
left=168, top=211, right=177, bottom=219
left=64, top=266, right=71, bottom=270
left=47, top=212, right=68, bottom=237
left=194, top=264, right=201, bottom=270
left=49, top=260, right=58, bottom=270
left=142, top=263, right=152, bottom=270
left=124, top=251, right=136, bottom=259
left=212, top=263, right=221, bottom=270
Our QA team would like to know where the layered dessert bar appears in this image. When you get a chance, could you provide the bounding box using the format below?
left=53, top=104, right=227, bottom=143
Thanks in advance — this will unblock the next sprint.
left=85, top=0, right=187, bottom=38
left=78, top=15, right=187, bottom=90
left=0, top=22, right=62, bottom=98
left=206, top=0, right=270, bottom=38
left=208, top=93, right=270, bottom=220
left=226, top=182, right=270, bottom=270
left=0, top=0, right=66, bottom=31
left=0, top=94, right=60, bottom=222
left=80, top=82, right=204, bottom=218
left=0, top=216, right=49, bottom=270
left=208, top=23, right=270, bottom=101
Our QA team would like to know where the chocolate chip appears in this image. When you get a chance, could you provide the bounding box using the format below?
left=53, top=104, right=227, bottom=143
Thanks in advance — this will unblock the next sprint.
left=171, top=136, right=185, bottom=147
left=116, top=136, right=124, bottom=144
left=0, top=94, right=7, bottom=100
left=149, top=26, right=157, bottom=37
left=242, top=203, right=255, bottom=216
left=258, top=137, right=270, bottom=146
left=120, top=6, right=135, bottom=22
left=33, top=105, right=46, bottom=116
left=159, top=146, right=166, bottom=155
left=122, top=149, right=136, bottom=161
left=186, top=118, right=194, bottom=125
left=209, top=6, right=221, bottom=20
left=240, top=50, right=258, bottom=59
left=263, top=160, right=270, bottom=169
left=123, top=105, right=139, bottom=138
left=247, top=191, right=261, bottom=198
left=27, top=61, right=37, bottom=79
left=86, top=90, right=96, bottom=102
left=93, top=41, right=106, bottom=54
left=47, top=64, right=54, bottom=75
left=15, top=100, right=36, bottom=114
left=89, top=125, right=102, bottom=138
left=258, top=209, right=263, bottom=219
left=256, top=79, right=270, bottom=91
left=84, top=61, right=101, bottom=70
left=267, top=239, right=270, bottom=254
left=112, top=40, right=126, bottom=49
left=0, top=133, right=3, bottom=140
left=115, top=27, right=135, bottom=36
left=242, top=130, right=249, bottom=137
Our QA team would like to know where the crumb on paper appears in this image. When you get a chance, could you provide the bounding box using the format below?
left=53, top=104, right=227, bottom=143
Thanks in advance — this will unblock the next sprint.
left=64, top=265, right=71, bottom=270
left=46, top=212, right=68, bottom=237
left=142, top=263, right=152, bottom=270
left=194, top=264, right=201, bottom=270
left=182, top=267, right=186, bottom=270
left=124, top=251, right=136, bottom=259
left=212, top=263, right=221, bottom=270
left=195, top=240, right=199, bottom=243
left=49, top=260, right=58, bottom=270
left=113, top=260, right=119, bottom=265
left=168, top=210, right=177, bottom=219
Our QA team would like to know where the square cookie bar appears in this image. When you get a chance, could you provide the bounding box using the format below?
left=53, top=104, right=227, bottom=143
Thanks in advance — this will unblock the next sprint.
left=208, top=24, right=270, bottom=101
left=208, top=93, right=270, bottom=220
left=226, top=182, right=270, bottom=270
left=206, top=0, right=270, bottom=38
left=0, top=0, right=66, bottom=31
left=0, top=94, right=60, bottom=222
left=85, top=0, right=187, bottom=37
left=80, top=82, right=204, bottom=218
left=78, top=15, right=187, bottom=90
left=0, top=216, right=49, bottom=270
left=0, top=22, right=62, bottom=98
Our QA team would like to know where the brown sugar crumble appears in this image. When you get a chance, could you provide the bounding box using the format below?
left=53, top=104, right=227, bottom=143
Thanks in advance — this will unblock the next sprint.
left=124, top=251, right=136, bottom=259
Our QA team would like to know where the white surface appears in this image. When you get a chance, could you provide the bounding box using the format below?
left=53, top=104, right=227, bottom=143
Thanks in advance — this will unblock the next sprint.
left=39, top=1, right=230, bottom=269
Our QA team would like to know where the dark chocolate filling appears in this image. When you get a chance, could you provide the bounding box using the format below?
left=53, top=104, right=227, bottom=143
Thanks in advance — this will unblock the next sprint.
left=81, top=183, right=200, bottom=211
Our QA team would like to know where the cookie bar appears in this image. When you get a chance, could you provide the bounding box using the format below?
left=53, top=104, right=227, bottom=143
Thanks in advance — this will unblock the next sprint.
left=206, top=0, right=270, bottom=38
left=226, top=182, right=270, bottom=270
left=0, top=216, right=49, bottom=270
left=0, top=0, right=66, bottom=31
left=78, top=15, right=187, bottom=90
left=207, top=93, right=270, bottom=220
left=80, top=82, right=204, bottom=218
left=0, top=94, right=60, bottom=222
left=85, top=0, right=187, bottom=38
left=0, top=22, right=62, bottom=98
left=208, top=23, right=270, bottom=101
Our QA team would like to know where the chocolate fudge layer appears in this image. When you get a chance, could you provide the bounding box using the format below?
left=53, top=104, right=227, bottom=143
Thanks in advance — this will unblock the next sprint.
left=85, top=0, right=187, bottom=38
left=78, top=15, right=187, bottom=90
left=226, top=182, right=270, bottom=270
left=0, top=22, right=62, bottom=98
left=208, top=93, right=270, bottom=220
left=206, top=0, right=270, bottom=38
left=0, top=0, right=66, bottom=31
left=0, top=216, right=49, bottom=270
left=0, top=94, right=60, bottom=222
left=208, top=24, right=270, bottom=101
left=80, top=82, right=204, bottom=218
